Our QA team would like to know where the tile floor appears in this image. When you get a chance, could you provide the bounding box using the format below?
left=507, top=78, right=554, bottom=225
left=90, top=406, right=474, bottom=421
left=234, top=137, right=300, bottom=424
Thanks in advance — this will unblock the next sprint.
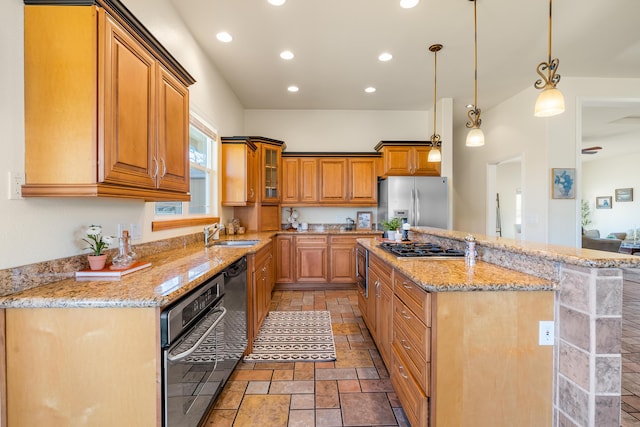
left=202, top=289, right=409, bottom=427
left=622, top=269, right=640, bottom=426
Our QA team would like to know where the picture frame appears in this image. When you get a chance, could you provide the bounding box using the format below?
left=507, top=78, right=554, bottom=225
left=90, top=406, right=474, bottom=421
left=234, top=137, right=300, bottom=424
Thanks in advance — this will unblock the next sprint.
left=615, top=188, right=633, bottom=202
left=596, top=196, right=612, bottom=209
left=356, top=211, right=373, bottom=231
left=551, top=168, right=576, bottom=199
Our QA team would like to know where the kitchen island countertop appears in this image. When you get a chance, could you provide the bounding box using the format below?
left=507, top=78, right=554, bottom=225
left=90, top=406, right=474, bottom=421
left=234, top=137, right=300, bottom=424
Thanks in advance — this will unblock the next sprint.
left=358, top=237, right=556, bottom=292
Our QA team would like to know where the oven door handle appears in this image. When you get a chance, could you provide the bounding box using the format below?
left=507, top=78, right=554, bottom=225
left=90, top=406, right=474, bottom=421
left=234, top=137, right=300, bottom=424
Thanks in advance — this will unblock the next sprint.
left=167, top=307, right=227, bottom=362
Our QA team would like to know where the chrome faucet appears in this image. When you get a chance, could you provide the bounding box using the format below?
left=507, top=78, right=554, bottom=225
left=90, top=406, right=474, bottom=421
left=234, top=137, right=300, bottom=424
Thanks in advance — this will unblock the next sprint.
left=204, top=223, right=221, bottom=246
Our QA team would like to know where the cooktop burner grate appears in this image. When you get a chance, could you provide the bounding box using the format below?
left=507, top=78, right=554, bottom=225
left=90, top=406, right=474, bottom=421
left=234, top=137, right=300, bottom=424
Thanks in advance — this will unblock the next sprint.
left=378, top=242, right=465, bottom=258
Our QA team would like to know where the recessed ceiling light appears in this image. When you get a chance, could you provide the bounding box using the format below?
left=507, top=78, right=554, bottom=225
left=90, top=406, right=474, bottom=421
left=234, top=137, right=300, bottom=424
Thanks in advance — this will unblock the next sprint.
left=216, top=32, right=233, bottom=43
left=365, top=87, right=376, bottom=93
left=280, top=50, right=295, bottom=60
left=400, top=0, right=419, bottom=8
left=288, top=86, right=299, bottom=92
left=378, top=52, right=393, bottom=62
left=268, top=0, right=286, bottom=5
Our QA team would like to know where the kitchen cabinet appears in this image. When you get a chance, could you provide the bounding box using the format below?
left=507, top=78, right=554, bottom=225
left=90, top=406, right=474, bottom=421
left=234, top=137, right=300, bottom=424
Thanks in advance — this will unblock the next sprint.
left=282, top=154, right=379, bottom=206
left=364, top=252, right=391, bottom=356
left=221, top=137, right=258, bottom=206
left=229, top=137, right=285, bottom=231
left=375, top=141, right=441, bottom=177
left=249, top=241, right=274, bottom=347
left=282, top=157, right=318, bottom=204
left=295, top=235, right=329, bottom=283
left=328, top=235, right=357, bottom=283
left=22, top=4, right=194, bottom=201
left=5, top=307, right=159, bottom=426
left=275, top=234, right=295, bottom=283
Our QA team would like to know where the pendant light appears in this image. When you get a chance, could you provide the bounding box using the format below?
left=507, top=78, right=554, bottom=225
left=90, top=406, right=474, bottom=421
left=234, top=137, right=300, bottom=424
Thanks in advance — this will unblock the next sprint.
left=466, top=0, right=484, bottom=147
left=427, top=44, right=443, bottom=163
left=534, top=0, right=565, bottom=117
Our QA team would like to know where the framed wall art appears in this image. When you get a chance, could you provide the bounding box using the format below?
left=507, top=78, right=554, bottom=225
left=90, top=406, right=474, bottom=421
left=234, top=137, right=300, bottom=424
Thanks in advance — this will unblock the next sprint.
left=596, top=196, right=612, bottom=209
left=551, top=168, right=576, bottom=199
left=615, top=188, right=633, bottom=202
left=356, top=211, right=373, bottom=231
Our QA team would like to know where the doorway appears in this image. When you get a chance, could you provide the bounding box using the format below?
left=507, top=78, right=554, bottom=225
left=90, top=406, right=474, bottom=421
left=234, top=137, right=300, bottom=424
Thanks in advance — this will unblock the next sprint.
left=486, top=156, right=523, bottom=240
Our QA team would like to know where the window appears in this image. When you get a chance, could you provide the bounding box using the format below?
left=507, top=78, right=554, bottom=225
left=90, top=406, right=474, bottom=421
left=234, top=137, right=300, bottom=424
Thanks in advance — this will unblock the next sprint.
left=154, top=113, right=219, bottom=221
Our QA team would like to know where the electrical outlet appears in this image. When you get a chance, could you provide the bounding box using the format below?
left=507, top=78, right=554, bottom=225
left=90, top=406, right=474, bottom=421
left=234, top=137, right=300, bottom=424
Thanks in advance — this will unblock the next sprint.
left=539, top=321, right=554, bottom=346
left=8, top=172, right=24, bottom=200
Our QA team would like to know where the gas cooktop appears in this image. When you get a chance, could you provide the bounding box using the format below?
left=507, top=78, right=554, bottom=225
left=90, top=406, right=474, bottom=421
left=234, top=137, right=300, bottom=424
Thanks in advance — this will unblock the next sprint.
left=378, top=242, right=465, bottom=259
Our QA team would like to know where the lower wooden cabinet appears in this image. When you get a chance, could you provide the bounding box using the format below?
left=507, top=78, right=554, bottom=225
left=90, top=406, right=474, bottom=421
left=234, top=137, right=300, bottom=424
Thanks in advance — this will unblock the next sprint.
left=275, top=233, right=371, bottom=288
left=295, top=235, right=328, bottom=283
left=390, top=346, right=429, bottom=427
left=249, top=241, right=274, bottom=348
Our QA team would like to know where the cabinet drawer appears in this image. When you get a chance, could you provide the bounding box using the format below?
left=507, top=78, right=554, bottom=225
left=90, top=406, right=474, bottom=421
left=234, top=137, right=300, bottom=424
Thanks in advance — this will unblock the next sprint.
left=393, top=295, right=430, bottom=361
left=394, top=270, right=431, bottom=326
left=329, top=235, right=357, bottom=245
left=390, top=347, right=429, bottom=427
left=369, top=253, right=392, bottom=278
left=295, top=235, right=328, bottom=245
left=393, top=323, right=430, bottom=393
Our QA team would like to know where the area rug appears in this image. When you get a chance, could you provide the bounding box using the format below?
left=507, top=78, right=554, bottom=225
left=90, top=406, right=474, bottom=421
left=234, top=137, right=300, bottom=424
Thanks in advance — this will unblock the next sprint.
left=244, top=311, right=336, bottom=362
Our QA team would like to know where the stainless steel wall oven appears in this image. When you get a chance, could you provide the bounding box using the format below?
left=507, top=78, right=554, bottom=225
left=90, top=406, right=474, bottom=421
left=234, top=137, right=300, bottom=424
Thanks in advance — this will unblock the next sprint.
left=160, top=257, right=247, bottom=427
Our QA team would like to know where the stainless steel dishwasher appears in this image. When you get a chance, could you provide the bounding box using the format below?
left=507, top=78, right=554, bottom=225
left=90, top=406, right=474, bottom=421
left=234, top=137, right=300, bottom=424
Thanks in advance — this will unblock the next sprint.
left=160, top=257, right=247, bottom=427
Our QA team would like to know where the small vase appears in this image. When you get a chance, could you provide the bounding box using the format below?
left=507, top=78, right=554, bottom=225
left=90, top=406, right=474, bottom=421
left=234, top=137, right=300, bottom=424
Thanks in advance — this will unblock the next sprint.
left=88, top=254, right=107, bottom=271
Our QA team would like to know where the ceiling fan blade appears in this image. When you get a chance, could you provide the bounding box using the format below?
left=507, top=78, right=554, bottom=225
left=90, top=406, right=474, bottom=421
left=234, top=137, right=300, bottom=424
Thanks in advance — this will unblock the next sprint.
left=581, top=146, right=603, bottom=154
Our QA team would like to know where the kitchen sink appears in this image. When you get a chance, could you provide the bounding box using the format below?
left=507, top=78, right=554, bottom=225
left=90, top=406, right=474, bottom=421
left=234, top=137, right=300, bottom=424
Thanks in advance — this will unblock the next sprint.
left=208, top=240, right=260, bottom=247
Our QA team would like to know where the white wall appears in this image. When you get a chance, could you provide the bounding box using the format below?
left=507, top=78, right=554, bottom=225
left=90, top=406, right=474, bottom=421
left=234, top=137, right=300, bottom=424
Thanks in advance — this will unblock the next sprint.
left=0, top=0, right=244, bottom=269
left=583, top=154, right=640, bottom=238
left=453, top=77, right=640, bottom=246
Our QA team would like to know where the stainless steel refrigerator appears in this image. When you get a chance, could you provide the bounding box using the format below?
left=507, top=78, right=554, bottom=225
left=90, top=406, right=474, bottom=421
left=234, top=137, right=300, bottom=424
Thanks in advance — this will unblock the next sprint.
left=377, top=176, right=448, bottom=229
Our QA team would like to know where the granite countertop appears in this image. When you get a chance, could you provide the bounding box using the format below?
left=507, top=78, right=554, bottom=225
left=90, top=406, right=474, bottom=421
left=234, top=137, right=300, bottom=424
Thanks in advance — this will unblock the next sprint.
left=358, top=238, right=556, bottom=292
left=0, top=233, right=276, bottom=309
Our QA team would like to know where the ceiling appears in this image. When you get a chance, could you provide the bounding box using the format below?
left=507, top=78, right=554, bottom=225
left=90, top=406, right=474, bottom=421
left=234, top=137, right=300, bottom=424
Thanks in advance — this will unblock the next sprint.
left=169, top=0, right=640, bottom=152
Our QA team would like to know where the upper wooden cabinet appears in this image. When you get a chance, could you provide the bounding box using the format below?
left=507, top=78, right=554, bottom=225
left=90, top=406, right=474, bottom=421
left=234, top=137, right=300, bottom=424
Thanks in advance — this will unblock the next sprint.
left=375, top=141, right=441, bottom=177
left=282, top=154, right=380, bottom=206
left=22, top=2, right=195, bottom=201
left=221, top=137, right=258, bottom=206
left=259, top=140, right=284, bottom=205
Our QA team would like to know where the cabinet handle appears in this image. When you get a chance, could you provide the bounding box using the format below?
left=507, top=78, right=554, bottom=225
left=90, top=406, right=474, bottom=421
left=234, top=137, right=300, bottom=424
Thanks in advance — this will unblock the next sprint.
left=402, top=282, right=413, bottom=290
left=152, top=156, right=159, bottom=178
left=401, top=310, right=412, bottom=320
left=401, top=339, right=411, bottom=351
left=399, top=365, right=409, bottom=380
left=249, top=188, right=255, bottom=198
left=161, top=158, right=167, bottom=177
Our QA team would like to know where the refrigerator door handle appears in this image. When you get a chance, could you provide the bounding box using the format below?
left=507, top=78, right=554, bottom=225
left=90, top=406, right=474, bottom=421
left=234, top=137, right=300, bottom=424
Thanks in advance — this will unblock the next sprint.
left=410, top=188, right=415, bottom=224
left=415, top=188, right=420, bottom=224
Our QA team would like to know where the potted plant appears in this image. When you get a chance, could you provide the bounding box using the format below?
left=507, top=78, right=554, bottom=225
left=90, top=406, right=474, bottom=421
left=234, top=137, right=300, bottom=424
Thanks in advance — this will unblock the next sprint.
left=83, top=225, right=113, bottom=270
left=381, top=217, right=402, bottom=239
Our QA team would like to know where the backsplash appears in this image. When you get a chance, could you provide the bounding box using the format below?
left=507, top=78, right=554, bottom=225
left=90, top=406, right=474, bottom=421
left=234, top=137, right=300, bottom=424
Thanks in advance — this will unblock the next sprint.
left=0, top=233, right=203, bottom=297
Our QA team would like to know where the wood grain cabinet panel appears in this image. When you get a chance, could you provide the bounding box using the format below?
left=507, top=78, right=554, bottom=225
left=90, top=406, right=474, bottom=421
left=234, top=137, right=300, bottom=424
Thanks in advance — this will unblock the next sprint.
left=23, top=4, right=194, bottom=201
left=375, top=143, right=441, bottom=177
left=319, top=159, right=348, bottom=203
left=275, top=235, right=295, bottom=283
left=295, top=236, right=328, bottom=283
left=221, top=138, right=258, bottom=206
left=348, top=158, right=377, bottom=204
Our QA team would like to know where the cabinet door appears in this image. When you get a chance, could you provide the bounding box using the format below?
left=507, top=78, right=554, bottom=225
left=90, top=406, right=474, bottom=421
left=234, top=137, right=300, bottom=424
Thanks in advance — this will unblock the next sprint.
left=412, top=146, right=441, bottom=176
left=319, top=159, right=348, bottom=203
left=329, top=235, right=357, bottom=283
left=261, top=144, right=281, bottom=204
left=295, top=236, right=328, bottom=282
left=102, top=13, right=156, bottom=189
left=348, top=158, right=377, bottom=204
left=275, top=235, right=295, bottom=283
left=247, top=146, right=257, bottom=203
left=222, top=142, right=257, bottom=206
left=300, top=158, right=318, bottom=203
left=366, top=269, right=378, bottom=337
left=381, top=146, right=412, bottom=176
left=156, top=66, right=189, bottom=192
left=281, top=158, right=300, bottom=204
left=377, top=281, right=393, bottom=366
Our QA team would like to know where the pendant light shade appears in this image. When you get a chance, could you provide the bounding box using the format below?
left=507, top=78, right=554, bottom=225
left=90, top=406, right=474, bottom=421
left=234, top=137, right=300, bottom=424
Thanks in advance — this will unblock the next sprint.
left=427, top=44, right=443, bottom=163
left=465, top=0, right=484, bottom=147
left=533, top=0, right=564, bottom=117
left=466, top=128, right=485, bottom=147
